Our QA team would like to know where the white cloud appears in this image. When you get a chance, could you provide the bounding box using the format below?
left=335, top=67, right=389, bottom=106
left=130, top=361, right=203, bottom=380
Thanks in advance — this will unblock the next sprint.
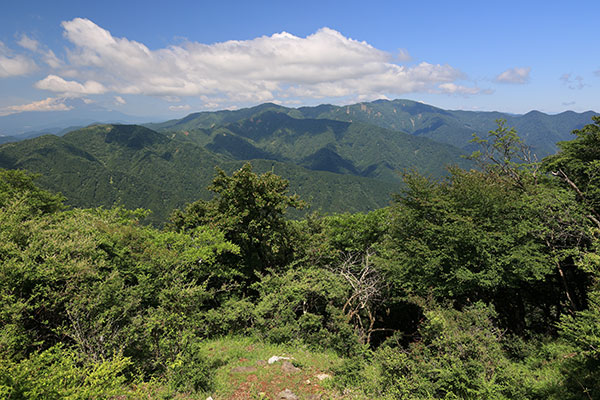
left=0, top=41, right=37, bottom=78
left=17, top=35, right=39, bottom=51
left=35, top=74, right=107, bottom=95
left=0, top=97, right=72, bottom=116
left=495, top=67, right=531, bottom=84
left=169, top=104, right=191, bottom=111
left=54, top=18, right=478, bottom=104
left=114, top=95, right=126, bottom=105
left=17, top=34, right=62, bottom=68
left=438, top=83, right=485, bottom=95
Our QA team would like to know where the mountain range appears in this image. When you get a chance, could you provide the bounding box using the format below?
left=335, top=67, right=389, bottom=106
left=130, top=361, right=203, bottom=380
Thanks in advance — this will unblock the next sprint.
left=0, top=99, right=597, bottom=223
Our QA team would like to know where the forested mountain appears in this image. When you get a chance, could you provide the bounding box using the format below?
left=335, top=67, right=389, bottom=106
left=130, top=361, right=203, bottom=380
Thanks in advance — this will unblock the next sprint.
left=0, top=124, right=404, bottom=223
left=150, top=99, right=596, bottom=158
left=161, top=111, right=472, bottom=182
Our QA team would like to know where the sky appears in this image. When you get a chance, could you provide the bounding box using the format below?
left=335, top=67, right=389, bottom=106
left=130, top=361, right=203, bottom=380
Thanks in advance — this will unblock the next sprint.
left=0, top=0, right=598, bottom=121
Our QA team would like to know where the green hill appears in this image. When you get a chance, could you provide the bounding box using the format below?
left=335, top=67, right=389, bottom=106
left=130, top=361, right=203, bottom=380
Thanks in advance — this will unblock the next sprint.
left=162, top=111, right=472, bottom=183
left=0, top=124, right=402, bottom=223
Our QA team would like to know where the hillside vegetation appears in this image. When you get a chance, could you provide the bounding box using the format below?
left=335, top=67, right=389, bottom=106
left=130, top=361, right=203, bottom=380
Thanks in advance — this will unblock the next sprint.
left=1, top=117, right=600, bottom=399
left=0, top=124, right=403, bottom=224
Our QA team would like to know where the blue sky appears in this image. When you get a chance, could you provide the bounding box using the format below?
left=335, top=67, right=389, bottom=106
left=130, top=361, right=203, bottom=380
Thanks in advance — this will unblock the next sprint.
left=0, top=0, right=598, bottom=120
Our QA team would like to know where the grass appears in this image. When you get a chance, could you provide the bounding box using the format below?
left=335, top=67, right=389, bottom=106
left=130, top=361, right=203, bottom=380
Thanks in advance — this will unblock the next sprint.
left=195, top=336, right=380, bottom=400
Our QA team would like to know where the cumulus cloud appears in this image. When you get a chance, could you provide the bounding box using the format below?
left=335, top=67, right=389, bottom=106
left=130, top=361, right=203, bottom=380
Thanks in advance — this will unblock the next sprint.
left=0, top=97, right=72, bottom=116
left=560, top=73, right=586, bottom=90
left=0, top=41, right=37, bottom=78
left=495, top=67, right=531, bottom=84
left=35, top=74, right=107, bottom=95
left=53, top=18, right=477, bottom=104
left=114, top=95, right=126, bottom=105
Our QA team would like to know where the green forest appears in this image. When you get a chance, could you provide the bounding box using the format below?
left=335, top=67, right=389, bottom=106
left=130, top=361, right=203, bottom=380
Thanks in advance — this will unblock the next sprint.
left=1, top=117, right=600, bottom=399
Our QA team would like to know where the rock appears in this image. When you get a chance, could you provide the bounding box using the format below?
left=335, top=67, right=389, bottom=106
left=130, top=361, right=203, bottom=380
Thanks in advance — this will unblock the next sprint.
left=281, top=360, right=301, bottom=373
left=278, top=389, right=298, bottom=400
left=206, top=397, right=214, bottom=400
left=268, top=355, right=293, bottom=364
left=316, top=373, right=332, bottom=381
left=231, top=365, right=257, bottom=373
left=305, top=379, right=311, bottom=384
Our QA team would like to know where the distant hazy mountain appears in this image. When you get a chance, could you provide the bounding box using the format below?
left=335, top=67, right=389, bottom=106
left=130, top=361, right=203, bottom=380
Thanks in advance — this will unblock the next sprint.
left=0, top=98, right=152, bottom=137
left=151, top=99, right=597, bottom=158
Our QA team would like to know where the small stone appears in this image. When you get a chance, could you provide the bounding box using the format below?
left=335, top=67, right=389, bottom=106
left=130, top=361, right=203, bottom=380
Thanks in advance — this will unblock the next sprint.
left=268, top=355, right=293, bottom=364
left=278, top=389, right=299, bottom=400
left=231, top=366, right=257, bottom=373
left=316, top=373, right=332, bottom=381
left=305, top=379, right=311, bottom=384
left=281, top=360, right=301, bottom=373
left=206, top=397, right=214, bottom=400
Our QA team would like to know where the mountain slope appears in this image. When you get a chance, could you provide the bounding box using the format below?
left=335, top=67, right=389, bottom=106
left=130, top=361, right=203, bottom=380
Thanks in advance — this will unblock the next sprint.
left=167, top=111, right=472, bottom=183
left=150, top=99, right=597, bottom=158
left=0, top=124, right=401, bottom=223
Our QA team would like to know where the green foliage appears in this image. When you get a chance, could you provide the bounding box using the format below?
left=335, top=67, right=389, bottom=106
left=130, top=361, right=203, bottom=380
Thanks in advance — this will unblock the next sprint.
left=543, top=115, right=600, bottom=218
left=0, top=169, right=64, bottom=216
left=379, top=162, right=593, bottom=333
left=1, top=131, right=600, bottom=399
left=377, top=303, right=533, bottom=400
left=382, top=170, right=547, bottom=298
left=0, top=345, right=131, bottom=400
left=468, top=119, right=540, bottom=187
left=555, top=239, right=600, bottom=399
left=252, top=266, right=361, bottom=355
left=0, top=177, right=239, bottom=396
left=170, top=163, right=305, bottom=279
left=165, top=332, right=219, bottom=394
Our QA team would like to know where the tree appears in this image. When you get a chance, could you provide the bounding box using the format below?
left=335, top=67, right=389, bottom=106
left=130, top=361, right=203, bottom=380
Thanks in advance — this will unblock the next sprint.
left=543, top=115, right=600, bottom=227
left=468, top=119, right=540, bottom=188
left=169, top=163, right=305, bottom=281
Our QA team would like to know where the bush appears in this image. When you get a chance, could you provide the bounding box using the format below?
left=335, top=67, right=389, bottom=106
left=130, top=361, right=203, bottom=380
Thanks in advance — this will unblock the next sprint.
left=0, top=345, right=131, bottom=400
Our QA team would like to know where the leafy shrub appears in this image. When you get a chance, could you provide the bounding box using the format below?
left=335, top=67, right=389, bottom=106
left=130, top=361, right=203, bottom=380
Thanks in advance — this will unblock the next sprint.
left=0, top=345, right=130, bottom=400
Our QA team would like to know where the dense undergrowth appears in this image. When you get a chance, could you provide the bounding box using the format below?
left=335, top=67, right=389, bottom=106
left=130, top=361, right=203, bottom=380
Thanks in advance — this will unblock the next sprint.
left=1, top=118, right=599, bottom=399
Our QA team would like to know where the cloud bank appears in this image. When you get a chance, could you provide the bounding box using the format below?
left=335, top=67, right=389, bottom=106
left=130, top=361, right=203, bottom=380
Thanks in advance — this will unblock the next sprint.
left=0, top=97, right=72, bottom=116
left=31, top=18, right=481, bottom=105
